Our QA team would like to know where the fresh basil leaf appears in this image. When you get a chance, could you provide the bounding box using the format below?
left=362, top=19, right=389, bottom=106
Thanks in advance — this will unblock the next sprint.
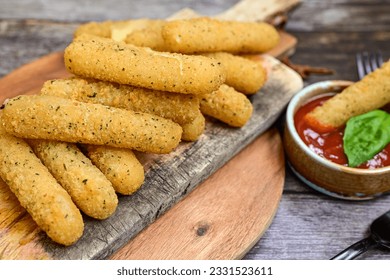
left=343, top=110, right=390, bottom=167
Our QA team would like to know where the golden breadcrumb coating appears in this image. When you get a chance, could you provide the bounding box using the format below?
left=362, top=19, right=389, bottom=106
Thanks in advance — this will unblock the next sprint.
left=0, top=124, right=84, bottom=246
left=161, top=17, right=280, bottom=54
left=124, top=20, right=167, bottom=51
left=200, top=84, right=253, bottom=127
left=2, top=95, right=182, bottom=154
left=85, top=145, right=145, bottom=195
left=40, top=77, right=200, bottom=125
left=64, top=35, right=225, bottom=95
left=305, top=60, right=390, bottom=132
left=74, top=20, right=134, bottom=39
left=202, top=52, right=267, bottom=94
left=181, top=113, right=206, bottom=141
left=28, top=140, right=118, bottom=219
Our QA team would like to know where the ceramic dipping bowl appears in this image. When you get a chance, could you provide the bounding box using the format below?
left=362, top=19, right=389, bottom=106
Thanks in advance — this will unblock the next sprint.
left=284, top=80, right=390, bottom=200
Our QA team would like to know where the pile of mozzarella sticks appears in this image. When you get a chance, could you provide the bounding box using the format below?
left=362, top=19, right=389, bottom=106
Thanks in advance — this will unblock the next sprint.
left=0, top=17, right=280, bottom=245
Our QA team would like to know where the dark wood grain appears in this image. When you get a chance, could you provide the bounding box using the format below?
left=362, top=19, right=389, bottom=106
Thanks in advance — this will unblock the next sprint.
left=1, top=0, right=390, bottom=260
left=244, top=185, right=390, bottom=260
left=285, top=31, right=390, bottom=83
left=0, top=0, right=239, bottom=22
left=287, top=0, right=390, bottom=32
left=284, top=0, right=390, bottom=86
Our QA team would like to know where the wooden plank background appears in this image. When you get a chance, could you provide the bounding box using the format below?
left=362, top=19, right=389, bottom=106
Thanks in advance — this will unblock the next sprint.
left=1, top=0, right=390, bottom=260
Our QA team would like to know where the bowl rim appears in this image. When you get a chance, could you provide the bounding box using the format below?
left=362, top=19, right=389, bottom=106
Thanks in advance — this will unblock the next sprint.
left=286, top=79, right=390, bottom=175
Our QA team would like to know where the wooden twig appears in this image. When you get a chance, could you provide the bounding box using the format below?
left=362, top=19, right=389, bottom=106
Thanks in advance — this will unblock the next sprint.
left=281, top=56, right=335, bottom=79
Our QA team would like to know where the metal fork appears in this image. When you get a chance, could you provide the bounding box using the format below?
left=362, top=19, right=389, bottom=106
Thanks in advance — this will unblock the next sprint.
left=356, top=51, right=384, bottom=79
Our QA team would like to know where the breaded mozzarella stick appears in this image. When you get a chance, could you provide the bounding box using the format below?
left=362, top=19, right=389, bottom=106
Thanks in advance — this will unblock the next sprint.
left=73, top=19, right=136, bottom=38
left=28, top=140, right=118, bottom=219
left=64, top=35, right=225, bottom=95
left=202, top=52, right=267, bottom=94
left=85, top=145, right=145, bottom=195
left=110, top=19, right=157, bottom=41
left=124, top=20, right=167, bottom=51
left=181, top=113, right=206, bottom=141
left=40, top=77, right=200, bottom=125
left=1, top=95, right=182, bottom=154
left=0, top=124, right=84, bottom=246
left=305, top=60, right=390, bottom=132
left=161, top=17, right=280, bottom=54
left=73, top=20, right=119, bottom=38
left=200, top=84, right=253, bottom=127
left=74, top=19, right=154, bottom=41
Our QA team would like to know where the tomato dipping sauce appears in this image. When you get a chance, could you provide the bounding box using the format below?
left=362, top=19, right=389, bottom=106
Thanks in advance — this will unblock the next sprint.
left=294, top=94, right=390, bottom=169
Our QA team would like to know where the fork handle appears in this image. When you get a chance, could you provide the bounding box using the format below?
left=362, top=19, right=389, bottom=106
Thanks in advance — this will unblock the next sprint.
left=331, top=236, right=377, bottom=260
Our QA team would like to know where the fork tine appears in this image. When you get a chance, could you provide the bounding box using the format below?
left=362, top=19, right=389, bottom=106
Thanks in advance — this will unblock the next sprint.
left=370, top=51, right=381, bottom=71
left=378, top=52, right=384, bottom=66
left=356, top=51, right=384, bottom=80
left=362, top=51, right=373, bottom=75
left=356, top=52, right=366, bottom=80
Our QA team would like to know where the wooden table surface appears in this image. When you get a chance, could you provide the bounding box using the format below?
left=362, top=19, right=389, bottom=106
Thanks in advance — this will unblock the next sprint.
left=1, top=0, right=389, bottom=260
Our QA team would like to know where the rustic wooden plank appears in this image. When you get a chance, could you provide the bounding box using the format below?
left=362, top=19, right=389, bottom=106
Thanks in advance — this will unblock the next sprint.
left=0, top=20, right=76, bottom=77
left=2, top=0, right=389, bottom=32
left=281, top=31, right=390, bottom=85
left=287, top=0, right=390, bottom=32
left=0, top=0, right=241, bottom=22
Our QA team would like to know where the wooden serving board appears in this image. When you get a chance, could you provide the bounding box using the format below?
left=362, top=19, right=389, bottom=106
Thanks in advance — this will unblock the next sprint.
left=0, top=0, right=303, bottom=260
left=0, top=51, right=302, bottom=260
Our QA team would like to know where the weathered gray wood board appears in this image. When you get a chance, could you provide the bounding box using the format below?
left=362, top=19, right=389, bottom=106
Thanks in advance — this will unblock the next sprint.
left=0, top=0, right=237, bottom=22
left=36, top=56, right=302, bottom=259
